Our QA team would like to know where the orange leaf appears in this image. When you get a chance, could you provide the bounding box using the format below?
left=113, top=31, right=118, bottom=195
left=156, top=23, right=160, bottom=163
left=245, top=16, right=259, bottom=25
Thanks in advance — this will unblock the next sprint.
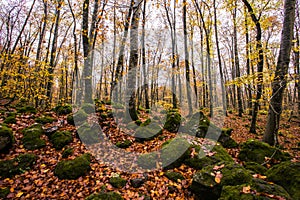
left=242, top=185, right=251, bottom=194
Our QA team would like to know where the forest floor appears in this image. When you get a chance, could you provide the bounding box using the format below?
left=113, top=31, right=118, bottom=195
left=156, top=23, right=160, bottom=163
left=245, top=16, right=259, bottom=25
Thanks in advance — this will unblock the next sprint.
left=0, top=106, right=299, bottom=199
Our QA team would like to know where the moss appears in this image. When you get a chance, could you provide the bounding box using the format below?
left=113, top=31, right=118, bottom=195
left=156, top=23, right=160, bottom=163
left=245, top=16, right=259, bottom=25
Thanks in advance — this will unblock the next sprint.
left=244, top=162, right=267, bottom=175
left=238, top=140, right=291, bottom=164
left=50, top=131, right=73, bottom=150
left=81, top=103, right=95, bottom=114
left=17, top=106, right=37, bottom=114
left=62, top=148, right=74, bottom=158
left=266, top=161, right=300, bottom=199
left=116, top=140, right=132, bottom=148
left=4, top=115, right=16, bottom=124
left=67, top=114, right=75, bottom=125
left=0, top=125, right=14, bottom=153
left=161, top=137, right=190, bottom=169
left=77, top=123, right=101, bottom=145
left=109, top=176, right=127, bottom=188
left=140, top=118, right=151, bottom=127
left=35, top=116, right=55, bottom=124
left=0, top=153, right=37, bottom=178
left=163, top=111, right=181, bottom=132
left=184, top=144, right=234, bottom=170
left=220, top=163, right=253, bottom=186
left=137, top=152, right=158, bottom=169
left=165, top=171, right=184, bottom=182
left=0, top=187, right=9, bottom=198
left=22, top=124, right=46, bottom=150
left=73, top=109, right=88, bottom=124
left=135, top=124, right=162, bottom=141
left=252, top=178, right=291, bottom=199
left=219, top=185, right=255, bottom=200
left=218, top=128, right=238, bottom=148
left=54, top=104, right=72, bottom=115
left=85, top=192, right=123, bottom=200
left=54, top=153, right=91, bottom=180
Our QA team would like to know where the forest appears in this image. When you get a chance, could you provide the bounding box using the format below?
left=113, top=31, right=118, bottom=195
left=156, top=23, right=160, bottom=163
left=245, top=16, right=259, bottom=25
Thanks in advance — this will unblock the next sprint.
left=0, top=0, right=299, bottom=199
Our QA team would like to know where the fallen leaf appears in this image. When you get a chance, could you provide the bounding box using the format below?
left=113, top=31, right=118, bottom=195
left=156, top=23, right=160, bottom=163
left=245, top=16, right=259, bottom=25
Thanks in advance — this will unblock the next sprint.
left=242, top=185, right=251, bottom=194
left=16, top=191, right=23, bottom=198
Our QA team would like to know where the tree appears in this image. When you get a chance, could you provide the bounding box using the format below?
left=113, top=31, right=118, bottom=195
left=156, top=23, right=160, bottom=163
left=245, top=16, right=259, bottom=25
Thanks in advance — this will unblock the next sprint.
left=264, top=0, right=296, bottom=146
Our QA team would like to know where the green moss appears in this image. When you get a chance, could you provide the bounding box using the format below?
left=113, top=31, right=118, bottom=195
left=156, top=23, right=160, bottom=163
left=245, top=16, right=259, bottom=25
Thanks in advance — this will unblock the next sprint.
left=85, top=192, right=123, bottom=200
left=81, top=103, right=95, bottom=114
left=35, top=116, right=55, bottom=124
left=109, top=176, right=127, bottom=188
left=0, top=153, right=37, bottom=178
left=54, top=104, right=72, bottom=115
left=67, top=114, right=75, bottom=125
left=238, top=140, right=291, bottom=164
left=4, top=115, right=16, bottom=124
left=184, top=144, right=234, bottom=170
left=220, top=163, right=253, bottom=186
left=0, top=187, right=9, bottom=198
left=22, top=124, right=46, bottom=150
left=161, top=137, right=190, bottom=169
left=50, top=131, right=73, bottom=150
left=0, top=125, right=14, bottom=153
left=266, top=161, right=300, bottom=199
left=140, top=118, right=151, bottom=127
left=163, top=111, right=181, bottom=132
left=137, top=152, right=158, bottom=169
left=219, top=185, right=255, bottom=200
left=73, top=109, right=88, bottom=124
left=244, top=162, right=267, bottom=175
left=62, top=148, right=73, bottom=158
left=17, top=106, right=37, bottom=114
left=165, top=171, right=184, bottom=182
left=116, top=140, right=132, bottom=148
left=218, top=128, right=238, bottom=148
left=54, top=153, right=91, bottom=180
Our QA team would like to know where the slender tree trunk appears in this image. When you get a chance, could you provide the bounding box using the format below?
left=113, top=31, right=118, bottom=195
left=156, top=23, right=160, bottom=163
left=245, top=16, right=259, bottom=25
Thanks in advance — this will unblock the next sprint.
left=264, top=0, right=296, bottom=146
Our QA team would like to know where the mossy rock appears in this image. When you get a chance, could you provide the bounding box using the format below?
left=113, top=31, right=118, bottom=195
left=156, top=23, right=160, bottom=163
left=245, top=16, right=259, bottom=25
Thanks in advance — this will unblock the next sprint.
left=109, top=176, right=127, bottom=188
left=81, top=103, right=95, bottom=114
left=17, top=106, right=37, bottom=114
left=163, top=111, right=181, bottom=132
left=77, top=123, right=102, bottom=145
left=137, top=152, right=158, bottom=170
left=0, top=187, right=9, bottom=198
left=50, top=131, right=73, bottom=150
left=244, top=162, right=267, bottom=175
left=190, top=163, right=252, bottom=200
left=22, top=124, right=46, bottom=150
left=165, top=171, right=184, bottom=182
left=161, top=137, right=190, bottom=169
left=184, top=143, right=234, bottom=170
left=112, top=103, right=125, bottom=109
left=85, top=192, right=123, bottom=200
left=4, top=115, right=16, bottom=124
left=266, top=161, right=300, bottom=199
left=35, top=116, right=55, bottom=124
left=73, top=109, right=88, bottom=124
left=238, top=140, right=291, bottom=164
left=0, top=125, right=14, bottom=153
left=218, top=128, right=238, bottom=148
left=134, top=124, right=162, bottom=141
left=115, top=140, right=132, bottom=148
left=62, top=147, right=74, bottom=158
left=0, top=153, right=37, bottom=178
left=54, top=104, right=72, bottom=115
left=54, top=153, right=91, bottom=180
left=67, top=114, right=75, bottom=125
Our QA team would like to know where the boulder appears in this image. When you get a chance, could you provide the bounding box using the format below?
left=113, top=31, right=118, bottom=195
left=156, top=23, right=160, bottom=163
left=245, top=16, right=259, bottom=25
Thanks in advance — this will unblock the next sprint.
left=238, top=140, right=291, bottom=164
left=50, top=131, right=73, bottom=150
left=54, top=153, right=91, bottom=180
left=62, top=148, right=73, bottom=158
left=134, top=124, right=162, bottom=142
left=22, top=124, right=46, bottom=150
left=266, top=161, right=300, bottom=199
left=163, top=111, right=181, bottom=132
left=81, top=103, right=95, bottom=114
left=165, top=171, right=185, bottom=182
left=54, top=104, right=72, bottom=115
left=77, top=123, right=102, bottom=145
left=130, top=178, right=145, bottom=188
left=244, top=162, right=267, bottom=175
left=109, top=176, right=127, bottom=188
left=35, top=116, right=55, bottom=124
left=0, top=125, right=14, bottom=153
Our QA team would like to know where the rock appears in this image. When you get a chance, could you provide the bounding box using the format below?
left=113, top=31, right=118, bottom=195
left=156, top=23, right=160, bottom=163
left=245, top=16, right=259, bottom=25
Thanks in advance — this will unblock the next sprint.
left=50, top=131, right=73, bottom=150
left=62, top=148, right=73, bottom=158
left=77, top=123, right=102, bottom=145
left=81, top=103, right=95, bottom=114
left=4, top=115, right=16, bottom=124
left=244, top=162, right=267, bottom=175
left=163, top=111, right=181, bottom=132
left=85, top=192, right=123, bottom=200
left=54, top=104, right=72, bottom=115
left=0, top=153, right=37, bottom=178
left=17, top=106, right=37, bottom=114
left=135, top=124, right=162, bottom=142
left=130, top=178, right=145, bottom=188
left=44, top=126, right=59, bottom=136
left=35, top=116, right=55, bottom=124
left=190, top=163, right=252, bottom=200
left=116, top=140, right=132, bottom=148
left=22, top=124, right=46, bottom=150
left=73, top=109, right=88, bottom=125
left=165, top=171, right=184, bottom=182
left=218, top=128, right=238, bottom=148
left=109, top=177, right=127, bottom=188
left=266, top=161, right=300, bottom=199
left=67, top=114, right=75, bottom=125
left=184, top=143, right=234, bottom=170
left=238, top=140, right=291, bottom=164
left=137, top=152, right=158, bottom=170
left=54, top=153, right=91, bottom=180
left=0, top=125, right=14, bottom=153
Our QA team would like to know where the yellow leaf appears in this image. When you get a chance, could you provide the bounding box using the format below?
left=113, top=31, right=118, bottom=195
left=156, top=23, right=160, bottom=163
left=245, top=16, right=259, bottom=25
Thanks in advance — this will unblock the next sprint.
left=16, top=191, right=24, bottom=198
left=215, top=177, right=221, bottom=184
left=242, top=185, right=251, bottom=194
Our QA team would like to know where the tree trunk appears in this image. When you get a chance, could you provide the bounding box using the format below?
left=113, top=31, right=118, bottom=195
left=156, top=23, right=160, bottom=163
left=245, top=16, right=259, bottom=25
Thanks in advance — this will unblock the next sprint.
left=264, top=0, right=296, bottom=146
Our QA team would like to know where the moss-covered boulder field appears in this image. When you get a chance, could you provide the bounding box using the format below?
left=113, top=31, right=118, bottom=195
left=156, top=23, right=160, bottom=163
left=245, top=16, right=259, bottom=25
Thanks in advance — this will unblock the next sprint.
left=0, top=105, right=299, bottom=199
